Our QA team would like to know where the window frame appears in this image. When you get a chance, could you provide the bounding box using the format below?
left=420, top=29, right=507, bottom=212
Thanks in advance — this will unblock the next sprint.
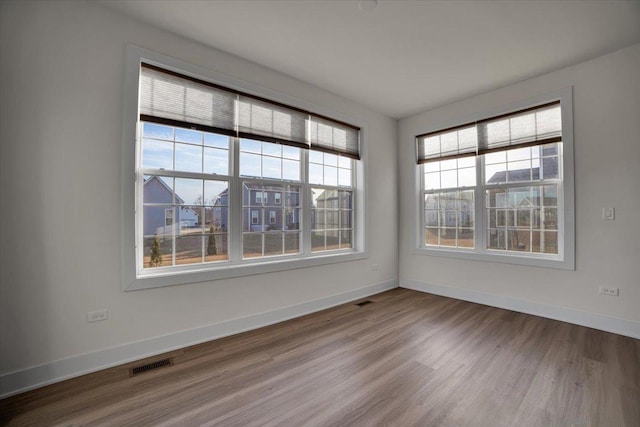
left=122, top=45, right=368, bottom=291
left=414, top=88, right=575, bottom=270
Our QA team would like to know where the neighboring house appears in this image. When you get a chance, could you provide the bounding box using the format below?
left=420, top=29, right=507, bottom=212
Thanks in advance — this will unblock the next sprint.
left=143, top=176, right=199, bottom=236
left=424, top=193, right=472, bottom=229
left=242, top=184, right=300, bottom=232
left=312, top=189, right=352, bottom=234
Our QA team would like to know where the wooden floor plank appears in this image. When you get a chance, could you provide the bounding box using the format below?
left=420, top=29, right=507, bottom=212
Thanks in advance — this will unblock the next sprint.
left=1, top=289, right=638, bottom=426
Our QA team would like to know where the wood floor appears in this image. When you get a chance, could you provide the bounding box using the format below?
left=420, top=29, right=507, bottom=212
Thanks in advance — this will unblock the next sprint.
left=2, top=289, right=639, bottom=426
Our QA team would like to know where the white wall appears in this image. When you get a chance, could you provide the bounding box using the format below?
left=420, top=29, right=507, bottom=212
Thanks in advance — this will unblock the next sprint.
left=0, top=1, right=398, bottom=394
left=399, top=43, right=640, bottom=335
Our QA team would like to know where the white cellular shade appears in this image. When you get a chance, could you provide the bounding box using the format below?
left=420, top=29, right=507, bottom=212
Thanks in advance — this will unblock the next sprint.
left=237, top=95, right=308, bottom=148
left=478, top=103, right=561, bottom=152
left=140, top=64, right=236, bottom=135
left=309, top=115, right=360, bottom=160
left=416, top=101, right=561, bottom=164
left=140, top=64, right=360, bottom=158
left=416, top=125, right=477, bottom=164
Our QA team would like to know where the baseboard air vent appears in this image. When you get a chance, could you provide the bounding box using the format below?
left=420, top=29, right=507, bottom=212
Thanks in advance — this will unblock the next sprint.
left=355, top=300, right=374, bottom=307
left=129, top=358, right=174, bottom=377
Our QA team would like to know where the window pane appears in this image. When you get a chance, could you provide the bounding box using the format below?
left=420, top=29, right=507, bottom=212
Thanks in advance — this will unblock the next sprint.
left=485, top=163, right=507, bottom=184
left=309, top=163, right=323, bottom=185
left=425, top=210, right=438, bottom=227
left=324, top=166, right=338, bottom=186
left=262, top=142, right=281, bottom=157
left=285, top=208, right=300, bottom=230
left=425, top=172, right=440, bottom=190
left=541, top=156, right=559, bottom=179
left=458, top=167, right=475, bottom=187
left=440, top=170, right=457, bottom=189
left=425, top=228, right=438, bottom=246
left=309, top=150, right=323, bottom=164
left=244, top=208, right=263, bottom=232
left=204, top=181, right=228, bottom=206
left=282, top=159, right=300, bottom=181
left=268, top=208, right=284, bottom=230
left=542, top=231, right=558, bottom=254
left=326, top=230, right=340, bottom=250
left=174, top=143, right=202, bottom=173
left=324, top=153, right=338, bottom=167
left=507, top=146, right=531, bottom=162
left=338, top=156, right=351, bottom=169
left=204, top=133, right=228, bottom=148
left=263, top=156, right=282, bottom=179
left=284, top=232, right=300, bottom=254
left=312, top=209, right=324, bottom=229
left=340, top=210, right=352, bottom=229
left=338, top=168, right=351, bottom=187
left=142, top=139, right=173, bottom=170
left=204, top=147, right=228, bottom=175
left=311, top=231, right=325, bottom=252
left=484, top=151, right=507, bottom=165
left=240, top=152, right=261, bottom=177
left=240, top=138, right=261, bottom=154
left=488, top=228, right=506, bottom=250
left=282, top=145, right=300, bottom=160
left=204, top=233, right=228, bottom=262
left=543, top=185, right=558, bottom=206
left=175, top=234, right=204, bottom=265
left=143, top=234, right=173, bottom=268
left=264, top=233, right=283, bottom=256
left=542, top=208, right=558, bottom=230
left=458, top=228, right=474, bottom=248
left=243, top=233, right=263, bottom=258
left=508, top=229, right=530, bottom=251
left=286, top=187, right=301, bottom=207
left=175, top=128, right=202, bottom=144
left=143, top=123, right=173, bottom=140
left=457, top=156, right=475, bottom=168
left=340, top=230, right=352, bottom=249
left=174, top=178, right=203, bottom=205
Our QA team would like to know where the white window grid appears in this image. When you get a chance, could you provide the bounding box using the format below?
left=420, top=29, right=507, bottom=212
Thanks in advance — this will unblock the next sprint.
left=136, top=122, right=356, bottom=274
left=421, top=143, right=564, bottom=258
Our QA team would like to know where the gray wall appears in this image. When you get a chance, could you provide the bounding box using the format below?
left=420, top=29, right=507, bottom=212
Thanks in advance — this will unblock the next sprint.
left=0, top=0, right=398, bottom=385
left=399, top=43, right=640, bottom=332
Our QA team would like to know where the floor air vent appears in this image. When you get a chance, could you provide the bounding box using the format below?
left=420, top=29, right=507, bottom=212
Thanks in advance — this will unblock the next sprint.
left=129, top=358, right=173, bottom=377
left=355, top=300, right=374, bottom=307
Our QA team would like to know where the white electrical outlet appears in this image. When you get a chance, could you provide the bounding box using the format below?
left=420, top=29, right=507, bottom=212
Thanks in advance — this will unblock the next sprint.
left=88, top=309, right=108, bottom=323
left=372, top=263, right=379, bottom=271
left=602, top=207, right=615, bottom=220
left=598, top=286, right=619, bottom=297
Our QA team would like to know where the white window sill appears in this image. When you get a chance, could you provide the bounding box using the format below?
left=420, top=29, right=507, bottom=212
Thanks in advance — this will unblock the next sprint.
left=411, top=246, right=574, bottom=270
left=126, top=249, right=368, bottom=291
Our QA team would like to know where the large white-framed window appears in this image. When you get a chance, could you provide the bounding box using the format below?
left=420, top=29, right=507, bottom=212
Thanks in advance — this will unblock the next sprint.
left=415, top=89, right=574, bottom=270
left=122, top=45, right=367, bottom=290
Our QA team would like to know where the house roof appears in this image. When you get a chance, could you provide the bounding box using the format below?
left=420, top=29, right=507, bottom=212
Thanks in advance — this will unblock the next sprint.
left=143, top=176, right=185, bottom=204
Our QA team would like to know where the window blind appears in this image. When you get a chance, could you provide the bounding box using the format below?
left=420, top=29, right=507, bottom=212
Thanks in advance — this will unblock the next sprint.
left=309, top=115, right=360, bottom=160
left=416, top=101, right=561, bottom=164
left=237, top=95, right=308, bottom=149
left=140, top=63, right=360, bottom=157
left=140, top=64, right=236, bottom=136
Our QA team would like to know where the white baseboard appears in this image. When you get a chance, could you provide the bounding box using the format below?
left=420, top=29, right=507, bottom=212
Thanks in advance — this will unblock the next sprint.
left=400, top=279, right=640, bottom=340
left=0, top=279, right=398, bottom=399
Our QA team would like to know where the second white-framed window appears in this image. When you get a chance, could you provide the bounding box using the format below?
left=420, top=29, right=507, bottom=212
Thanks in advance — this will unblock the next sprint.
left=416, top=90, right=574, bottom=270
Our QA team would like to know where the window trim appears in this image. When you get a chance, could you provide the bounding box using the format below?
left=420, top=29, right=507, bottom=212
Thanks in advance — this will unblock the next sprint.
left=412, top=87, right=575, bottom=270
left=122, top=45, right=368, bottom=291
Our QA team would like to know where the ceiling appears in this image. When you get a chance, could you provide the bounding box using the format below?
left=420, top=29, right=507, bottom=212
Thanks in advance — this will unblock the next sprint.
left=102, top=0, right=640, bottom=119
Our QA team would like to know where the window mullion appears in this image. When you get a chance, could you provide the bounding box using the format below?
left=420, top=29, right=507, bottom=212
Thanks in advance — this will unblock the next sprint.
left=302, top=149, right=312, bottom=254
left=476, top=141, right=486, bottom=252
left=229, top=137, right=243, bottom=263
